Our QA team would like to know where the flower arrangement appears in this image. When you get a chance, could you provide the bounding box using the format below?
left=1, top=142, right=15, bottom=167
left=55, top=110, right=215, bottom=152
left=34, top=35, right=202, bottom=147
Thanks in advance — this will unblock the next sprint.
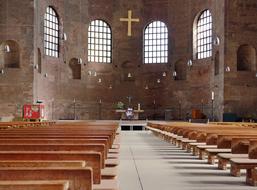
left=115, top=101, right=125, bottom=110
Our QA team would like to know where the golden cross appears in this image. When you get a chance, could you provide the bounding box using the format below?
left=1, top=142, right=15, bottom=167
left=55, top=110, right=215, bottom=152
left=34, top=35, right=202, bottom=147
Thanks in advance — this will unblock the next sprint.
left=120, top=10, right=140, bottom=37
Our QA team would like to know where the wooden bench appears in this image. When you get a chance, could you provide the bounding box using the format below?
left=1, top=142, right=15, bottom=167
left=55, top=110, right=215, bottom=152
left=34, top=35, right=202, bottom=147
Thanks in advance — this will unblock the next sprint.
left=217, top=137, right=255, bottom=170
left=0, top=167, right=92, bottom=190
left=229, top=140, right=257, bottom=186
left=0, top=121, right=120, bottom=190
left=0, top=180, right=69, bottom=190
left=0, top=151, right=101, bottom=184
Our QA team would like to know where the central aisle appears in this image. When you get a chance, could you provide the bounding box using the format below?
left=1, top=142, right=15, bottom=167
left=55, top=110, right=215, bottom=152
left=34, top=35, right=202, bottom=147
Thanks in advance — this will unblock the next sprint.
left=118, top=131, right=256, bottom=190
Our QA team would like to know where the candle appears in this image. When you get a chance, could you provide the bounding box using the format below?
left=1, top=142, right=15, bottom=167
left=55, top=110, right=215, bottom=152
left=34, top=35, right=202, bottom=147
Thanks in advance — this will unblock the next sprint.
left=138, top=103, right=141, bottom=111
left=211, top=91, right=214, bottom=101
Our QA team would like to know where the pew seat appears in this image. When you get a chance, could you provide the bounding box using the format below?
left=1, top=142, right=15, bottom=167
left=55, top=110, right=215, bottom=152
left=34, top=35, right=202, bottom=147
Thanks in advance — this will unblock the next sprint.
left=205, top=149, right=232, bottom=164
left=0, top=160, right=86, bottom=168
left=101, top=167, right=118, bottom=179
left=0, top=180, right=69, bottom=190
left=230, top=158, right=257, bottom=176
left=217, top=153, right=248, bottom=170
left=105, top=159, right=119, bottom=167
left=93, top=179, right=119, bottom=190
left=0, top=167, right=93, bottom=190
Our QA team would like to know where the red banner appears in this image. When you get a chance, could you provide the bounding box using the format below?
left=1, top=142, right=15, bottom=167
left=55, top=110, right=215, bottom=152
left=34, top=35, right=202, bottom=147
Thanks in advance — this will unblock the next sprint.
left=23, top=105, right=45, bottom=119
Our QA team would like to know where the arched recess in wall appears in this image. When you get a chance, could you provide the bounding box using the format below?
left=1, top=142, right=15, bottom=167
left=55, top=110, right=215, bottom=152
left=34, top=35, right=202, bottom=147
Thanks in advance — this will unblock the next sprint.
left=237, top=45, right=256, bottom=71
left=37, top=48, right=42, bottom=74
left=174, top=60, right=187, bottom=80
left=69, top=58, right=81, bottom=80
left=0, top=40, right=20, bottom=68
left=214, top=51, right=220, bottom=75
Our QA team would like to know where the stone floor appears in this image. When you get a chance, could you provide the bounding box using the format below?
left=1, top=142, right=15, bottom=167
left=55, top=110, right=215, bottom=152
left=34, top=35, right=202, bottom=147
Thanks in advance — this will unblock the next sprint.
left=118, top=131, right=257, bottom=190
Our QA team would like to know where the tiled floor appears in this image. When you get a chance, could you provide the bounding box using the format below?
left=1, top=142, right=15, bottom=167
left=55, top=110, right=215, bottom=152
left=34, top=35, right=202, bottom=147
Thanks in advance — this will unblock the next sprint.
left=118, top=131, right=256, bottom=190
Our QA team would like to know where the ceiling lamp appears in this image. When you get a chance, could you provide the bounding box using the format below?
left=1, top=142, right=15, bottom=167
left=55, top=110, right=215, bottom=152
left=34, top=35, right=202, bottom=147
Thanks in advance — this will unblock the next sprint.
left=173, top=71, right=177, bottom=79
left=157, top=79, right=161, bottom=83
left=78, top=58, right=83, bottom=64
left=213, top=36, right=220, bottom=46
left=145, top=85, right=149, bottom=90
left=128, top=73, right=132, bottom=78
left=98, top=78, right=102, bottom=83
left=4, top=45, right=10, bottom=53
left=162, top=72, right=167, bottom=77
left=62, top=33, right=67, bottom=41
left=225, top=66, right=231, bottom=72
left=187, top=59, right=193, bottom=68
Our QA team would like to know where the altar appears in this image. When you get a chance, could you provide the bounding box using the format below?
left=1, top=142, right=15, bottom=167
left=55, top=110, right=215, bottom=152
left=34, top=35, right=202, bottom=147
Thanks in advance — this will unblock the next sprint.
left=116, top=109, right=144, bottom=120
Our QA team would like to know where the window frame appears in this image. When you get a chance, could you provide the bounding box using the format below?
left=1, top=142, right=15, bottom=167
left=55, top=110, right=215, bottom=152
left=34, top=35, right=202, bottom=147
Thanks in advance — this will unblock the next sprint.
left=88, top=19, right=112, bottom=64
left=143, top=21, right=168, bottom=64
left=43, top=6, right=60, bottom=58
left=196, top=9, right=213, bottom=60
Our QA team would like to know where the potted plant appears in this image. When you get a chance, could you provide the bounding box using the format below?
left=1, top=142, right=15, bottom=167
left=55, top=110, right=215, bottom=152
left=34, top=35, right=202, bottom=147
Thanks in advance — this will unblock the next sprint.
left=115, top=101, right=125, bottom=110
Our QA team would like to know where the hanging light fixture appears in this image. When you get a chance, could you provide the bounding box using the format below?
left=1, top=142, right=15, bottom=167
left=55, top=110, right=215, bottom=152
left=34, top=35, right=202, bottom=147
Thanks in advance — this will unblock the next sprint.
left=255, top=72, right=257, bottom=78
left=44, top=73, right=48, bottom=78
left=88, top=70, right=92, bottom=76
left=162, top=72, right=167, bottom=77
left=128, top=73, right=132, bottom=78
left=157, top=79, right=161, bottom=83
left=34, top=64, right=39, bottom=70
left=78, top=58, right=83, bottom=64
left=98, top=78, right=102, bottom=83
left=4, top=45, right=10, bottom=53
left=213, top=36, right=220, bottom=46
left=109, top=85, right=113, bottom=89
left=187, top=59, right=193, bottom=68
left=145, top=85, right=149, bottom=90
left=94, top=72, right=97, bottom=77
left=0, top=69, right=4, bottom=75
left=173, top=71, right=177, bottom=79
left=62, top=33, right=67, bottom=41
left=225, top=66, right=231, bottom=72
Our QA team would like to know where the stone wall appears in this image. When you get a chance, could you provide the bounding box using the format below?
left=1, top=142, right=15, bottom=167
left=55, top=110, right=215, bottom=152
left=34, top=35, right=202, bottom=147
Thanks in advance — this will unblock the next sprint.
left=0, top=0, right=34, bottom=118
left=3, top=0, right=255, bottom=121
left=224, top=0, right=257, bottom=119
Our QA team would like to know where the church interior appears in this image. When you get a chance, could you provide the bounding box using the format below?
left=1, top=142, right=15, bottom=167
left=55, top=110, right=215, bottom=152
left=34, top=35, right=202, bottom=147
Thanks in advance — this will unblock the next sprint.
left=0, top=0, right=257, bottom=190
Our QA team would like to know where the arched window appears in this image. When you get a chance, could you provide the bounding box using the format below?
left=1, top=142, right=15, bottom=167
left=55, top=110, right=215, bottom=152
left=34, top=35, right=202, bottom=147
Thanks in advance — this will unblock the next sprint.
left=144, top=21, right=168, bottom=64
left=88, top=20, right=112, bottom=63
left=196, top=9, right=212, bottom=59
left=44, top=7, right=59, bottom=58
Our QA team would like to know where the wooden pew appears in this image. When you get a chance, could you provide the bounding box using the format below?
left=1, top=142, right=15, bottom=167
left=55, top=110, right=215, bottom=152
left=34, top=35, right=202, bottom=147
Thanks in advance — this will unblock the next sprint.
left=0, top=160, right=86, bottom=168
left=0, top=167, right=92, bottom=190
left=0, top=180, right=69, bottom=190
left=205, top=135, right=257, bottom=165
left=0, top=151, right=101, bottom=184
left=0, top=144, right=106, bottom=167
left=0, top=121, right=120, bottom=189
left=230, top=140, right=257, bottom=186
left=217, top=137, right=255, bottom=170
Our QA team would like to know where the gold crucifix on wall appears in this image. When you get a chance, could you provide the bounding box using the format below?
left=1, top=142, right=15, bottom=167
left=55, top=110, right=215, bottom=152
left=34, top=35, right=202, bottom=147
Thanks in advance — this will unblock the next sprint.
left=120, top=10, right=140, bottom=37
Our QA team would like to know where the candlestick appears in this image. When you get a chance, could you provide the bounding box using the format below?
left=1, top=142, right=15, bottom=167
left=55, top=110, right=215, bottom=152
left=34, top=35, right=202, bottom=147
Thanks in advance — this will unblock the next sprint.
left=211, top=91, right=214, bottom=100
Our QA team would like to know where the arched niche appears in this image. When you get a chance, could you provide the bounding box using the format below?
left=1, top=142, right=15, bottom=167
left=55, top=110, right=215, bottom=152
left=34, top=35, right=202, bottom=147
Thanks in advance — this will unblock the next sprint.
left=237, top=45, right=256, bottom=71
left=214, top=51, right=220, bottom=75
left=69, top=58, right=81, bottom=80
left=175, top=60, right=187, bottom=80
left=0, top=40, right=20, bottom=68
left=37, top=48, right=42, bottom=74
